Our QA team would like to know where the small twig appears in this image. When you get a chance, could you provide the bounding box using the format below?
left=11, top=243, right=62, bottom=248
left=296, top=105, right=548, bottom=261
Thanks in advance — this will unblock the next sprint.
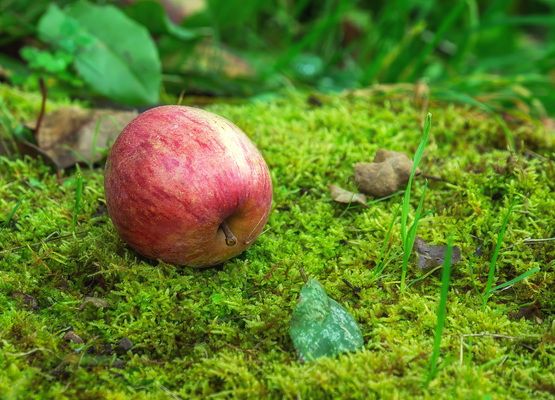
left=194, top=343, right=208, bottom=358
left=420, top=174, right=448, bottom=182
left=506, top=236, right=555, bottom=249
left=299, top=266, right=308, bottom=284
left=523, top=237, right=555, bottom=243
left=215, top=315, right=254, bottom=322
left=4, top=347, right=62, bottom=359
left=156, top=383, right=184, bottom=400
left=0, top=230, right=87, bottom=255
left=34, top=77, right=47, bottom=144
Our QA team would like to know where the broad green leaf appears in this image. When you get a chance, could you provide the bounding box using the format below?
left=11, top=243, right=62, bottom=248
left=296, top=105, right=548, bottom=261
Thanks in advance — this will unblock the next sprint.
left=37, top=1, right=161, bottom=105
left=289, top=279, right=363, bottom=362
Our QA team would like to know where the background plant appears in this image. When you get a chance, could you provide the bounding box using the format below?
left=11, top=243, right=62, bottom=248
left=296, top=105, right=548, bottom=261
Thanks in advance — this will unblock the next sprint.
left=0, top=0, right=553, bottom=116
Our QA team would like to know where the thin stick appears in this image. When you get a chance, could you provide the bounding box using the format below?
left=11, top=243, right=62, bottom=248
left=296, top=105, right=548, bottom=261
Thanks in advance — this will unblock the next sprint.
left=34, top=77, right=47, bottom=144
left=0, top=231, right=87, bottom=255
left=299, top=266, right=308, bottom=284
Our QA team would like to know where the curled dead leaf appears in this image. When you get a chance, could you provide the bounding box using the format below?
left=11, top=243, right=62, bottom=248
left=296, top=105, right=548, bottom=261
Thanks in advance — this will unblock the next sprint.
left=25, top=107, right=138, bottom=169
left=354, top=149, right=421, bottom=198
left=413, top=236, right=461, bottom=270
left=79, top=297, right=111, bottom=312
left=63, top=331, right=85, bottom=344
left=328, top=184, right=369, bottom=208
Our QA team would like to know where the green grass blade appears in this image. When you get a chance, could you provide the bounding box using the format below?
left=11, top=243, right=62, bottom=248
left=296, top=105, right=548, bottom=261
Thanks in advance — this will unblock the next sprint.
left=273, top=1, right=351, bottom=75
left=482, top=198, right=517, bottom=311
left=451, top=0, right=479, bottom=70
left=405, top=265, right=442, bottom=290
left=476, top=14, right=555, bottom=30
left=493, top=300, right=536, bottom=315
left=0, top=192, right=29, bottom=235
left=374, top=203, right=401, bottom=276
left=400, top=179, right=428, bottom=292
left=490, top=267, right=540, bottom=292
left=432, top=89, right=515, bottom=149
left=72, top=170, right=83, bottom=233
left=401, top=112, right=432, bottom=245
left=63, top=145, right=90, bottom=165
left=467, top=257, right=484, bottom=303
left=425, top=232, right=454, bottom=385
left=374, top=246, right=402, bottom=279
left=366, top=191, right=404, bottom=206
left=406, top=0, right=466, bottom=81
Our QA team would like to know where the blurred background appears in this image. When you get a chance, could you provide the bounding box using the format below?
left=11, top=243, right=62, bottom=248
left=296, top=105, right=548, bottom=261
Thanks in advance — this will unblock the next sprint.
left=1, top=0, right=554, bottom=117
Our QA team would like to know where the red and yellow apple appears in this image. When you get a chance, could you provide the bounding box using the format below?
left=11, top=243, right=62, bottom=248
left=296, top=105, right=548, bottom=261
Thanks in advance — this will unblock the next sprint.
left=104, top=105, right=273, bottom=267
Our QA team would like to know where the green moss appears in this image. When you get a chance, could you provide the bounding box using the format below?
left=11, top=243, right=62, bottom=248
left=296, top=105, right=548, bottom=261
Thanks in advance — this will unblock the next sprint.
left=0, top=87, right=554, bottom=399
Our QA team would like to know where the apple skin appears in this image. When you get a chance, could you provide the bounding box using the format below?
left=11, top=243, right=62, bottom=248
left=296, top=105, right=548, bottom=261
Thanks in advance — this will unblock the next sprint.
left=104, top=105, right=273, bottom=267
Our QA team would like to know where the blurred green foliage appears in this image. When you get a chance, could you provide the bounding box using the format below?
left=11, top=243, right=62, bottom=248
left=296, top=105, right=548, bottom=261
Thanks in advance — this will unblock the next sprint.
left=0, top=0, right=554, bottom=114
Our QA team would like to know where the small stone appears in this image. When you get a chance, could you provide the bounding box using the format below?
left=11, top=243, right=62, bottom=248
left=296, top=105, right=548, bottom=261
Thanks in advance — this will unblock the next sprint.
left=413, top=236, right=462, bottom=270
left=116, top=338, right=133, bottom=351
left=289, top=279, right=364, bottom=362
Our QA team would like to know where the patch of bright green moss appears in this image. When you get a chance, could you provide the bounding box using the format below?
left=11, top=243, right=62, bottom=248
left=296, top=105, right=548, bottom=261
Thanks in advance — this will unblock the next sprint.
left=0, top=87, right=554, bottom=399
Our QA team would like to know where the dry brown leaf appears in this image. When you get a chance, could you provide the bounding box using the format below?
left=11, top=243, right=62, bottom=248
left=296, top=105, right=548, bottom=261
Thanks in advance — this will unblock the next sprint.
left=354, top=149, right=421, bottom=198
left=328, top=184, right=369, bottom=208
left=25, top=107, right=138, bottom=169
left=63, top=331, right=85, bottom=344
left=511, top=304, right=542, bottom=323
left=413, top=235, right=461, bottom=270
left=12, top=291, right=40, bottom=311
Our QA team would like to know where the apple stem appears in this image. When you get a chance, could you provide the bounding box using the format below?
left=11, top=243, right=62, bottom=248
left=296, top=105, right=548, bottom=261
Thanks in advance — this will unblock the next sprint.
left=220, top=220, right=237, bottom=246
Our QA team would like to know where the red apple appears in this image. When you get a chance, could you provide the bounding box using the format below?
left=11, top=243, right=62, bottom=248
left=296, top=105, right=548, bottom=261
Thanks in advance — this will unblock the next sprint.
left=104, top=105, right=273, bottom=267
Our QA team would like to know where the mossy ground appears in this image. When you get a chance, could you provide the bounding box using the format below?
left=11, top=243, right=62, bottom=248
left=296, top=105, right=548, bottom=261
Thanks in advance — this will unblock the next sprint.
left=1, top=87, right=554, bottom=399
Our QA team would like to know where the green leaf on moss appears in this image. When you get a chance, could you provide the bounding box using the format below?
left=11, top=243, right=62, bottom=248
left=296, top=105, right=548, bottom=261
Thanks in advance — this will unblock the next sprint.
left=37, top=1, right=161, bottom=105
left=289, top=279, right=364, bottom=363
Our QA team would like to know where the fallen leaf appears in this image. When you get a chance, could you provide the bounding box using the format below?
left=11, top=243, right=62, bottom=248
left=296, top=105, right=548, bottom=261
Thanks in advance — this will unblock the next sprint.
left=354, top=149, right=422, bottom=197
left=413, top=236, right=462, bottom=270
left=307, top=95, right=323, bottom=107
left=63, top=331, right=85, bottom=344
left=25, top=107, right=138, bottom=169
left=511, top=304, right=542, bottom=323
left=289, top=279, right=364, bottom=363
left=328, top=184, right=369, bottom=208
left=79, top=296, right=111, bottom=312
left=12, top=291, right=40, bottom=311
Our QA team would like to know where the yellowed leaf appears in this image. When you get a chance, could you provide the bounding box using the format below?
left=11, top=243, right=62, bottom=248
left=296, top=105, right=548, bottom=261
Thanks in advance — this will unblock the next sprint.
left=328, top=184, right=369, bottom=208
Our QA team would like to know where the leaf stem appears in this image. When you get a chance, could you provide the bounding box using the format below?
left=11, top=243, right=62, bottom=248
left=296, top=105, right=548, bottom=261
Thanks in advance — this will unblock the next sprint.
left=220, top=220, right=237, bottom=246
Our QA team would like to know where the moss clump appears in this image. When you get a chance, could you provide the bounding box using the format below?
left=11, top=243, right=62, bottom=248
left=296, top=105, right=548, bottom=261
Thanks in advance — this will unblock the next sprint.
left=1, top=88, right=554, bottom=399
